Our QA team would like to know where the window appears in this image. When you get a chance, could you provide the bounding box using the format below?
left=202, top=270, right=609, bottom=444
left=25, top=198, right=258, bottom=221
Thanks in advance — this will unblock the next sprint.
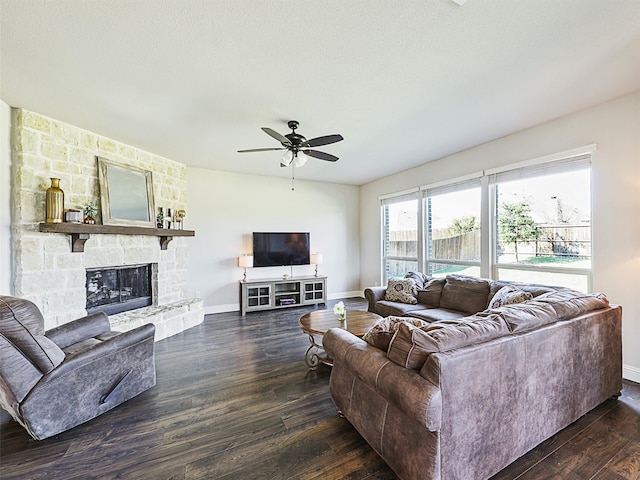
left=382, top=191, right=420, bottom=283
left=491, top=156, right=591, bottom=291
left=424, top=181, right=481, bottom=278
left=380, top=147, right=594, bottom=291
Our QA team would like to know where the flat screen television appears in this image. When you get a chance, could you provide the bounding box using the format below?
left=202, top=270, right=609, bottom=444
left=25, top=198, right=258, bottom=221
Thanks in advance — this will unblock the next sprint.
left=253, top=232, right=310, bottom=267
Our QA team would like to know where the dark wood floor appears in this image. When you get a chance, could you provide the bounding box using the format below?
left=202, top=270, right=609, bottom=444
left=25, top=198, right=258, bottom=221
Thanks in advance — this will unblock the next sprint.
left=1, top=297, right=639, bottom=479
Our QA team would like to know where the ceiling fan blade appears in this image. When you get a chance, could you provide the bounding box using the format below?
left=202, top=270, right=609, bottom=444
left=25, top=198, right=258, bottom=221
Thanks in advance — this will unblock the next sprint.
left=237, top=147, right=286, bottom=153
left=303, top=149, right=339, bottom=162
left=304, top=134, right=344, bottom=148
left=261, top=127, right=292, bottom=147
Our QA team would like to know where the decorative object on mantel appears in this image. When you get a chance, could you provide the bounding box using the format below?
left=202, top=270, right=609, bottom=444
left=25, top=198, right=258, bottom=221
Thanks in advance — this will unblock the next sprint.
left=165, top=208, right=173, bottom=229
left=45, top=178, right=64, bottom=223
left=333, top=301, right=346, bottom=323
left=38, top=222, right=195, bottom=253
left=238, top=255, right=253, bottom=281
left=64, top=209, right=83, bottom=223
left=97, top=157, right=155, bottom=228
left=310, top=252, right=323, bottom=277
left=174, top=209, right=186, bottom=229
left=83, top=202, right=98, bottom=224
left=156, top=207, right=165, bottom=228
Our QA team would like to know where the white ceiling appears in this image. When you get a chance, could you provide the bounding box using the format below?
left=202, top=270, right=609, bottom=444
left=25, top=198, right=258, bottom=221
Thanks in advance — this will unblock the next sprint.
left=1, top=1, right=639, bottom=186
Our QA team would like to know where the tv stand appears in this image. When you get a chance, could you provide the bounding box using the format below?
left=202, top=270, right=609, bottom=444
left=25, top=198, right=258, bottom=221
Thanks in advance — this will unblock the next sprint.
left=240, top=276, right=327, bottom=316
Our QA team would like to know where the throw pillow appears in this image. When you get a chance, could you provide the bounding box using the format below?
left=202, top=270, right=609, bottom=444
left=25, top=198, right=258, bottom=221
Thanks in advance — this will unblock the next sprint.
left=404, top=271, right=429, bottom=290
left=488, top=285, right=533, bottom=309
left=384, top=278, right=418, bottom=304
left=362, top=316, right=427, bottom=351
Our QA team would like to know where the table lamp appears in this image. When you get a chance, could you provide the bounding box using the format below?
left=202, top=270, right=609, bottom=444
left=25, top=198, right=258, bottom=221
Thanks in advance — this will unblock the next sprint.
left=238, top=255, right=253, bottom=281
left=310, top=253, right=323, bottom=277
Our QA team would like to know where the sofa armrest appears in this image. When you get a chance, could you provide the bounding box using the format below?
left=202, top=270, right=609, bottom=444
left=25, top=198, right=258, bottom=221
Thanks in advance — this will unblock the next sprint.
left=364, top=286, right=386, bottom=313
left=45, top=312, right=112, bottom=349
left=324, top=327, right=442, bottom=431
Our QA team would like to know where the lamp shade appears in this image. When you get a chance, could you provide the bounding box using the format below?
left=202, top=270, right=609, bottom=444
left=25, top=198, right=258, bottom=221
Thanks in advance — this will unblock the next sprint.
left=294, top=151, right=308, bottom=167
left=281, top=150, right=293, bottom=167
left=310, top=253, right=323, bottom=265
left=238, top=255, right=253, bottom=268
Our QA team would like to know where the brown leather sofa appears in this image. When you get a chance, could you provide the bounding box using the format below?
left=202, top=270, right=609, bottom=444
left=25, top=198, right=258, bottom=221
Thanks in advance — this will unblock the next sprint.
left=0, top=295, right=156, bottom=440
left=364, top=272, right=557, bottom=322
left=325, top=277, right=622, bottom=480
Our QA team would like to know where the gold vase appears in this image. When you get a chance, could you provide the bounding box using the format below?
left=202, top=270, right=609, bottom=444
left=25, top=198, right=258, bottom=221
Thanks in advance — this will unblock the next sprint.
left=45, top=178, right=64, bottom=223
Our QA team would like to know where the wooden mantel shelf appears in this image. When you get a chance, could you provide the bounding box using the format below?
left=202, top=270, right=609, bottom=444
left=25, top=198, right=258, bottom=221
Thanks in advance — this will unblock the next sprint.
left=39, top=223, right=195, bottom=253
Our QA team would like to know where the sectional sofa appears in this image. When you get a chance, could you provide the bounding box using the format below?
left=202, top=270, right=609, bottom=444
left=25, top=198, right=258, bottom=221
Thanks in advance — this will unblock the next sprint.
left=324, top=273, right=622, bottom=480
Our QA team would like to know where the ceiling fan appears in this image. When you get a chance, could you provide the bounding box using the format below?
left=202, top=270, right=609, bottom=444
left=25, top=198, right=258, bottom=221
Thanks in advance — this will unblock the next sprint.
left=238, top=120, right=344, bottom=168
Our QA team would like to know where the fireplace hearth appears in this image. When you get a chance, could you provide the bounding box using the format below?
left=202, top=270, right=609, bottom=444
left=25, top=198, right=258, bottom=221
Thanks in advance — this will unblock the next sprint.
left=86, top=264, right=153, bottom=315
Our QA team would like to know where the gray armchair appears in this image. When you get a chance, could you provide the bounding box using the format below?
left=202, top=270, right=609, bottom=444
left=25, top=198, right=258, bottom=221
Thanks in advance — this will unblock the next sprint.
left=0, top=295, right=156, bottom=440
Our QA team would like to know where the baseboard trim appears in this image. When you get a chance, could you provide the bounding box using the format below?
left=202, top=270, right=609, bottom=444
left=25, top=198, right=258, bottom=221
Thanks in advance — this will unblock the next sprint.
left=204, top=303, right=238, bottom=315
left=623, top=364, right=640, bottom=383
left=327, top=291, right=363, bottom=300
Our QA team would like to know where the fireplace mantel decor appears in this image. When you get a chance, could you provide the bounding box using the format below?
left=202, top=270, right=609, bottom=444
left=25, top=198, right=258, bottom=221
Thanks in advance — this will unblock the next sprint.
left=98, top=157, right=156, bottom=227
left=39, top=222, right=195, bottom=252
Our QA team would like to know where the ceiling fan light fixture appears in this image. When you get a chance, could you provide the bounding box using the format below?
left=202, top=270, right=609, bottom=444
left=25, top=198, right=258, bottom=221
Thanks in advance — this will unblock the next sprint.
left=281, top=150, right=293, bottom=167
left=294, top=151, right=308, bottom=167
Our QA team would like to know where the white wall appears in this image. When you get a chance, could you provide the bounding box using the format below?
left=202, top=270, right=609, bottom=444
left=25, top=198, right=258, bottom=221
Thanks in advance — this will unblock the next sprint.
left=0, top=100, right=12, bottom=295
left=187, top=167, right=361, bottom=313
left=360, top=90, right=640, bottom=382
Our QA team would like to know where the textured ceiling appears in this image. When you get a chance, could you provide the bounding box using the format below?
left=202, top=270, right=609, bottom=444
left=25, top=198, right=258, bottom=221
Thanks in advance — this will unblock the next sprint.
left=1, top=0, right=639, bottom=185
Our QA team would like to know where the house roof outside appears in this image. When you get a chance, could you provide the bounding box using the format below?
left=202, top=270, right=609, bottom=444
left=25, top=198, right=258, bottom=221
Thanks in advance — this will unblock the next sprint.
left=1, top=0, right=639, bottom=186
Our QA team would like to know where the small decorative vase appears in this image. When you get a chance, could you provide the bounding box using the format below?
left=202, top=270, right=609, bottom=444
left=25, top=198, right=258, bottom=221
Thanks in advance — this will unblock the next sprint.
left=45, top=178, right=64, bottom=223
left=339, top=313, right=346, bottom=323
left=83, top=215, right=96, bottom=225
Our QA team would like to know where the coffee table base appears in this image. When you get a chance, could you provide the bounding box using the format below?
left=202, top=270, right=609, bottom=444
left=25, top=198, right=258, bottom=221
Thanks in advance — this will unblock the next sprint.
left=304, top=334, right=332, bottom=370
left=299, top=309, right=382, bottom=370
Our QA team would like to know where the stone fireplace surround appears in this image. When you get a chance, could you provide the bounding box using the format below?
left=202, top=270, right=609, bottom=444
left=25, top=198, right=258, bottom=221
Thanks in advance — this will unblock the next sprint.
left=11, top=108, right=203, bottom=340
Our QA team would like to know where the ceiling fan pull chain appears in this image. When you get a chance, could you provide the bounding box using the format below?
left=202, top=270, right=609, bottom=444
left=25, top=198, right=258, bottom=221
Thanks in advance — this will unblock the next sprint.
left=291, top=163, right=295, bottom=191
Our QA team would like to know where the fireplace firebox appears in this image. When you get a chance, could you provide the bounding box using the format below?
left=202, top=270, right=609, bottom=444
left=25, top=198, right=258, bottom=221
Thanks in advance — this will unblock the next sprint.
left=86, top=264, right=153, bottom=315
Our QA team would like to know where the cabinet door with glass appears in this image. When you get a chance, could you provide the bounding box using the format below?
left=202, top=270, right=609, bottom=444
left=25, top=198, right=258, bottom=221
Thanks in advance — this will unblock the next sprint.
left=303, top=279, right=326, bottom=305
left=242, top=284, right=272, bottom=315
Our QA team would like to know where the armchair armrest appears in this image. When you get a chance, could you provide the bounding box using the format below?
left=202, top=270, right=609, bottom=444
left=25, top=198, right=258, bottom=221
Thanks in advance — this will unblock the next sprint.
left=45, top=323, right=156, bottom=381
left=364, top=286, right=386, bottom=312
left=45, top=312, right=112, bottom=350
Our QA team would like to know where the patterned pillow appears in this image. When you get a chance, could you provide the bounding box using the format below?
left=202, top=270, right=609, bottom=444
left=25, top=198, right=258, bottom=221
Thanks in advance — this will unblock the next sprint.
left=404, top=271, right=429, bottom=290
left=488, top=285, right=533, bottom=309
left=362, top=316, right=427, bottom=351
left=384, top=278, right=418, bottom=304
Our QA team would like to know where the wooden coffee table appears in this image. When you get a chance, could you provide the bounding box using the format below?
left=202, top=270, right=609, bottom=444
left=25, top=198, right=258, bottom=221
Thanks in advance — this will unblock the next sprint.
left=298, top=309, right=382, bottom=369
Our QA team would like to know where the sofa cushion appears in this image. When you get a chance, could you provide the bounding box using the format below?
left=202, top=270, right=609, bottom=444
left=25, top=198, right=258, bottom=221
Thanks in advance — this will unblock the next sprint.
left=387, top=313, right=510, bottom=369
left=416, top=278, right=446, bottom=307
left=533, top=290, right=609, bottom=320
left=488, top=280, right=556, bottom=304
left=439, top=275, right=491, bottom=314
left=488, top=285, right=533, bottom=309
left=374, top=300, right=428, bottom=318
left=488, top=301, right=558, bottom=333
left=384, top=278, right=418, bottom=304
left=362, top=316, right=427, bottom=351
left=409, top=307, right=468, bottom=323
